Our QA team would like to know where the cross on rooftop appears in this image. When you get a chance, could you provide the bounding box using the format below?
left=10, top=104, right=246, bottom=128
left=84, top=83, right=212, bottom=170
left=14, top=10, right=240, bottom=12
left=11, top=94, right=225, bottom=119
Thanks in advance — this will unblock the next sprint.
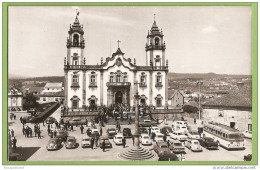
left=117, top=40, right=121, bottom=48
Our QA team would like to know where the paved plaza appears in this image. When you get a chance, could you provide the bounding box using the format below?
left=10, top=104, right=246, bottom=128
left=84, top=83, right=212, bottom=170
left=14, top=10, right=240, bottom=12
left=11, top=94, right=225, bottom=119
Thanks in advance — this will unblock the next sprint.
left=8, top=107, right=252, bottom=162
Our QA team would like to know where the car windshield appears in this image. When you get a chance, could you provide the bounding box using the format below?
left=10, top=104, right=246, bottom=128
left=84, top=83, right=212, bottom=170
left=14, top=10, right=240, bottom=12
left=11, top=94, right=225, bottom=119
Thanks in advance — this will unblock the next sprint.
left=161, top=145, right=168, bottom=148
left=117, top=137, right=122, bottom=139
left=157, top=135, right=163, bottom=138
left=178, top=133, right=185, bottom=135
left=68, top=139, right=74, bottom=142
left=193, top=141, right=199, bottom=145
left=49, top=141, right=55, bottom=144
left=229, top=134, right=242, bottom=139
left=191, top=131, right=199, bottom=135
left=109, top=130, right=116, bottom=133
left=174, top=143, right=182, bottom=146
left=143, top=136, right=149, bottom=139
left=83, top=138, right=90, bottom=141
left=207, top=138, right=214, bottom=142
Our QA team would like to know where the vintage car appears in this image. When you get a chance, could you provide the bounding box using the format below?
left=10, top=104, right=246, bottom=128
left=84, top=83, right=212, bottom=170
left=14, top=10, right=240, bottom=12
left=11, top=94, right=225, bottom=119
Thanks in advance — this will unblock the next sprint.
left=91, top=128, right=100, bottom=137
left=46, top=138, right=62, bottom=151
left=139, top=119, right=152, bottom=127
left=22, top=116, right=33, bottom=123
left=153, top=142, right=171, bottom=155
left=81, top=135, right=91, bottom=148
left=160, top=126, right=173, bottom=136
left=56, top=130, right=68, bottom=142
left=86, top=128, right=92, bottom=136
left=185, top=139, right=202, bottom=152
left=169, top=131, right=187, bottom=142
left=243, top=131, right=252, bottom=139
left=139, top=127, right=148, bottom=134
left=151, top=126, right=160, bottom=134
left=158, top=152, right=179, bottom=161
left=187, top=130, right=201, bottom=140
left=139, top=134, right=152, bottom=145
left=107, top=128, right=117, bottom=139
left=169, top=140, right=185, bottom=154
left=65, top=136, right=77, bottom=149
left=154, top=132, right=164, bottom=142
left=99, top=136, right=112, bottom=148
left=46, top=117, right=56, bottom=124
left=123, top=128, right=132, bottom=138
left=198, top=137, right=218, bottom=150
left=244, top=154, right=252, bottom=161
left=113, top=134, right=124, bottom=145
left=68, top=118, right=87, bottom=126
left=172, top=121, right=188, bottom=133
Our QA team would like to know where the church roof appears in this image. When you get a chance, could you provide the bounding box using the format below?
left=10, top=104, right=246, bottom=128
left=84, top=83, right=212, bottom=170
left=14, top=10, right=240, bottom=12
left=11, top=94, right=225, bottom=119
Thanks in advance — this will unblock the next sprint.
left=45, top=82, right=63, bottom=88
left=112, top=48, right=124, bottom=57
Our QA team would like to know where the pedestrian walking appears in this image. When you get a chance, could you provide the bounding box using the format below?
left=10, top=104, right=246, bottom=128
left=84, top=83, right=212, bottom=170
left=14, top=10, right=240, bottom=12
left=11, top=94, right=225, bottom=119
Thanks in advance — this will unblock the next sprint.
left=102, top=140, right=105, bottom=152
left=29, top=129, right=32, bottom=138
left=100, top=127, right=103, bottom=136
left=80, top=125, right=84, bottom=134
left=163, top=134, right=167, bottom=142
left=71, top=125, right=74, bottom=131
left=91, top=137, right=94, bottom=149
left=20, top=116, right=22, bottom=123
left=148, top=127, right=151, bottom=136
left=132, top=135, right=135, bottom=146
left=122, top=138, right=126, bottom=148
left=194, top=118, right=197, bottom=124
left=11, top=129, right=14, bottom=137
left=54, top=129, right=57, bottom=138
left=118, top=124, right=121, bottom=133
left=14, top=114, right=16, bottom=120
left=48, top=124, right=50, bottom=130
left=10, top=114, right=13, bottom=120
left=26, top=128, right=29, bottom=138
left=12, top=137, right=17, bottom=149
left=37, top=130, right=41, bottom=139
left=22, top=126, right=25, bottom=135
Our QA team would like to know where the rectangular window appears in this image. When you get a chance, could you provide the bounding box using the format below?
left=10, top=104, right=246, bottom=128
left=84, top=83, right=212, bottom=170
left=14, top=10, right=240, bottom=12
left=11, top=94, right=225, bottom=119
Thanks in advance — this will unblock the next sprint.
left=43, top=97, right=46, bottom=101
left=116, top=75, right=121, bottom=83
left=156, top=76, right=161, bottom=84
left=156, top=99, right=162, bottom=107
left=55, top=98, right=59, bottom=102
left=123, top=76, right=127, bottom=82
left=110, top=76, right=114, bottom=83
left=73, top=100, right=78, bottom=107
left=73, top=75, right=78, bottom=83
left=141, top=76, right=146, bottom=84
left=91, top=75, right=96, bottom=83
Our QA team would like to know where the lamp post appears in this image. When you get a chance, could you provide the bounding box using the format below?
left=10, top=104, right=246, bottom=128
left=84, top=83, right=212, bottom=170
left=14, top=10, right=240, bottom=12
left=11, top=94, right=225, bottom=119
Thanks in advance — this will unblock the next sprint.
left=133, top=82, right=141, bottom=147
left=196, top=80, right=203, bottom=120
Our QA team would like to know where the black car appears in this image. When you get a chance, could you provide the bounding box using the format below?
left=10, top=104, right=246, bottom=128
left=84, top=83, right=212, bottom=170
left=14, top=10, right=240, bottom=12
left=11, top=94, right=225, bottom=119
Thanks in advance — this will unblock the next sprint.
left=198, top=137, right=218, bottom=150
left=158, top=152, right=179, bottom=161
left=139, top=127, right=148, bottom=134
left=123, top=128, right=132, bottom=138
left=107, top=128, right=117, bottom=139
left=160, top=126, right=173, bottom=136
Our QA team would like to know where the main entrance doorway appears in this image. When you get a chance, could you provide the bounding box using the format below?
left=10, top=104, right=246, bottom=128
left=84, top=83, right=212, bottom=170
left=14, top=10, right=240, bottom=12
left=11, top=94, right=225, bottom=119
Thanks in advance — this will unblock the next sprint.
left=115, top=91, right=123, bottom=104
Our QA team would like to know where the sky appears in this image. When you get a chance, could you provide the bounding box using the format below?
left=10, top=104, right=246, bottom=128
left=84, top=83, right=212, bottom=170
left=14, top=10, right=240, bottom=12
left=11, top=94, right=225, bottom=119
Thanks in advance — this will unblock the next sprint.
left=8, top=6, right=252, bottom=77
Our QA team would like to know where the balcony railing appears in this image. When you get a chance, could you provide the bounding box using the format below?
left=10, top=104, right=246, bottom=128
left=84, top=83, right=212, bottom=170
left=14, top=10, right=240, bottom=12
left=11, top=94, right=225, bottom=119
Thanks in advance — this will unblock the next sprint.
left=106, top=82, right=131, bottom=87
left=66, top=42, right=85, bottom=48
left=145, top=44, right=166, bottom=50
left=89, top=83, right=97, bottom=88
left=139, top=83, right=147, bottom=87
left=71, top=83, right=80, bottom=88
left=155, top=83, right=163, bottom=87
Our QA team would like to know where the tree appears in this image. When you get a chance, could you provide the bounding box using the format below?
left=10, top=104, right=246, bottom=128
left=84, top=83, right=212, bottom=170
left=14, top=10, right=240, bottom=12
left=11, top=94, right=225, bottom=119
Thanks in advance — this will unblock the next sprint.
left=183, top=101, right=199, bottom=113
left=23, top=93, right=39, bottom=110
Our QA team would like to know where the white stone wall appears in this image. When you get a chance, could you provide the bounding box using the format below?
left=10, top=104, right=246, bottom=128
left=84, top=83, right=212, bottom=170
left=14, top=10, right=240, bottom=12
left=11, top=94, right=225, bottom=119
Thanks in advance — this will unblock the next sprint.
left=8, top=96, right=23, bottom=107
left=70, top=47, right=83, bottom=64
left=152, top=71, right=166, bottom=106
left=67, top=70, right=83, bottom=108
left=136, top=71, right=150, bottom=104
left=85, top=70, right=101, bottom=106
left=38, top=96, right=63, bottom=104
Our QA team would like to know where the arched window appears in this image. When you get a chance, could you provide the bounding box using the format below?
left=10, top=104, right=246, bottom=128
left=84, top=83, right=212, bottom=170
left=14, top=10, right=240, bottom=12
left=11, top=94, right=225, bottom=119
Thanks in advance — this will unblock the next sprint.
left=73, top=34, right=79, bottom=46
left=155, top=37, right=160, bottom=45
left=73, top=57, right=78, bottom=66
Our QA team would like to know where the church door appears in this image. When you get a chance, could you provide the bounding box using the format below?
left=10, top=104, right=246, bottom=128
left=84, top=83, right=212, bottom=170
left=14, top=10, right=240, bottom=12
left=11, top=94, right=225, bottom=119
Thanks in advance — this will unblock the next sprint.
left=115, top=91, right=123, bottom=104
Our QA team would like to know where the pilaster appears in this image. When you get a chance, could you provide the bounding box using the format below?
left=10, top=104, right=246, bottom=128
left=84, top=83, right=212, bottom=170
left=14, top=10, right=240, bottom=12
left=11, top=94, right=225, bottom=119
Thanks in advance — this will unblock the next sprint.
left=83, top=71, right=86, bottom=106
left=64, top=71, right=68, bottom=107
left=100, top=71, right=104, bottom=106
left=133, top=71, right=137, bottom=106
left=165, top=71, right=169, bottom=106
left=149, top=71, right=153, bottom=106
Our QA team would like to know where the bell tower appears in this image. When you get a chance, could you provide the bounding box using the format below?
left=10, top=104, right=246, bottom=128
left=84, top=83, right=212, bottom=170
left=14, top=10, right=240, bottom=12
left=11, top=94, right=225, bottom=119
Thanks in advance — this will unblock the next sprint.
left=145, top=15, right=166, bottom=68
left=66, top=13, right=85, bottom=66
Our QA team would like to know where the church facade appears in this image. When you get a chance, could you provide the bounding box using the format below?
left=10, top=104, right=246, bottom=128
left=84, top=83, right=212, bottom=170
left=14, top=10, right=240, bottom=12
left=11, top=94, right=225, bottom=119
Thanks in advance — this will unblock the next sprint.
left=64, top=16, right=169, bottom=109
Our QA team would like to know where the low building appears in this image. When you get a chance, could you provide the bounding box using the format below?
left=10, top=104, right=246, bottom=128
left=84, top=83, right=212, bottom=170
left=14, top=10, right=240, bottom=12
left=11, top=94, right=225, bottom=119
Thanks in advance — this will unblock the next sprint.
left=42, top=82, right=63, bottom=93
left=8, top=88, right=23, bottom=111
left=38, top=90, right=64, bottom=104
left=168, top=90, right=184, bottom=108
left=202, top=87, right=252, bottom=132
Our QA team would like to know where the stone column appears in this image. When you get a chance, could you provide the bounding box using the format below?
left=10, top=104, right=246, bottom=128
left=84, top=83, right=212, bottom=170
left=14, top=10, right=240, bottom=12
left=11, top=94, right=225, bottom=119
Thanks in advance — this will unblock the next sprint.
left=149, top=71, right=153, bottom=106
left=133, top=71, right=137, bottom=106
left=100, top=71, right=104, bottom=106
left=83, top=71, right=86, bottom=107
left=64, top=71, right=68, bottom=107
left=165, top=71, right=169, bottom=106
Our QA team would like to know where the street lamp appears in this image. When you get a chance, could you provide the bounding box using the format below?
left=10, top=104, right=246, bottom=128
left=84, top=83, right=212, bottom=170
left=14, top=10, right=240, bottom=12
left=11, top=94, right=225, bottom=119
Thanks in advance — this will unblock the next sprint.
left=196, top=80, right=203, bottom=120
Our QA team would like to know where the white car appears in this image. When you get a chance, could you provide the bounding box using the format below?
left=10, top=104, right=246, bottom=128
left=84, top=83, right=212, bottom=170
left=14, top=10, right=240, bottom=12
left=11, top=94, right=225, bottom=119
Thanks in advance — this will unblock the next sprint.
left=185, top=139, right=202, bottom=152
left=151, top=126, right=160, bottom=134
left=172, top=121, right=187, bottom=131
left=154, top=132, right=164, bottom=142
left=81, top=136, right=91, bottom=148
left=187, top=130, right=200, bottom=139
left=140, top=134, right=152, bottom=145
left=91, top=128, right=100, bottom=136
left=113, top=134, right=124, bottom=145
left=169, top=131, right=187, bottom=142
left=243, top=131, right=252, bottom=139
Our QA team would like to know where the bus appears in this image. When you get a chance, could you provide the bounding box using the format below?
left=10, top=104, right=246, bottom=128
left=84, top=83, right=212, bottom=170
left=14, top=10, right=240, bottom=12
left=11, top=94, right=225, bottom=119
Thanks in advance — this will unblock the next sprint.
left=203, top=122, right=245, bottom=150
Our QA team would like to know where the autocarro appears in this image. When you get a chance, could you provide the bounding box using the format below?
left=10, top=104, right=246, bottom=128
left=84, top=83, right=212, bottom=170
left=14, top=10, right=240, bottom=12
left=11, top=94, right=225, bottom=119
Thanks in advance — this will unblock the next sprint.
left=158, top=152, right=179, bottom=161
left=46, top=138, right=62, bottom=151
left=243, top=131, right=252, bottom=139
left=99, top=136, right=112, bottom=148
left=184, top=139, right=202, bottom=152
left=81, top=135, right=91, bottom=148
left=65, top=136, right=77, bottom=149
left=123, top=128, right=132, bottom=138
left=169, top=131, right=187, bottom=142
left=139, top=134, right=152, bottom=145
left=107, top=128, right=117, bottom=139
left=46, top=117, right=56, bottom=124
left=198, top=137, right=218, bottom=150
left=151, top=126, right=160, bottom=134
left=113, top=134, right=124, bottom=145
left=187, top=130, right=200, bottom=140
left=169, top=140, right=185, bottom=154
left=153, top=142, right=171, bottom=155
left=56, top=130, right=68, bottom=142
left=160, top=126, right=173, bottom=136
left=154, top=132, right=164, bottom=142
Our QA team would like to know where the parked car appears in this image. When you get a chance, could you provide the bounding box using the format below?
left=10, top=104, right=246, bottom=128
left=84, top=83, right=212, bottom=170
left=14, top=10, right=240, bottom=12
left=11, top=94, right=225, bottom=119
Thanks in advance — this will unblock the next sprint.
left=123, top=128, right=132, bottom=138
left=99, top=136, right=112, bottom=148
left=243, top=131, right=252, bottom=139
left=69, top=118, right=87, bottom=126
left=46, top=138, right=62, bottom=151
left=139, top=119, right=152, bottom=127
left=169, top=140, right=185, bottom=154
left=81, top=136, right=91, bottom=148
left=107, top=128, right=117, bottom=139
left=139, top=127, right=148, bottom=134
left=169, top=131, right=187, bottom=142
left=172, top=121, right=188, bottom=133
left=185, top=139, right=202, bottom=152
left=154, top=132, right=164, bottom=142
left=151, top=126, right=160, bottom=134
left=91, top=128, right=100, bottom=137
left=244, top=154, right=252, bottom=161
left=153, top=142, right=171, bottom=155
left=160, top=126, right=173, bottom=136
left=140, top=134, right=152, bottom=145
left=198, top=137, right=218, bottom=150
left=56, top=130, right=68, bottom=142
left=113, top=134, right=124, bottom=145
left=65, top=136, right=77, bottom=149
left=158, top=152, right=179, bottom=161
left=46, top=117, right=56, bottom=124
left=187, top=130, right=200, bottom=140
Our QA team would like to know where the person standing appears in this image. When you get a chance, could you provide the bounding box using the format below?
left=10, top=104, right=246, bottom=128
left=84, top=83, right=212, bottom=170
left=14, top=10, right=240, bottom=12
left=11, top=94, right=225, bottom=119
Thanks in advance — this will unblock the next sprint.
left=80, top=125, right=84, bottom=134
left=11, top=129, right=14, bottom=137
left=102, top=140, right=106, bottom=152
left=54, top=129, right=57, bottom=138
left=90, top=137, right=94, bottom=149
left=37, top=130, right=41, bottom=139
left=20, top=116, right=23, bottom=123
left=95, top=136, right=98, bottom=147
left=14, top=114, right=16, bottom=120
left=148, top=127, right=151, bottom=136
left=194, top=118, right=197, bottom=124
left=29, top=128, right=32, bottom=138
left=122, top=138, right=126, bottom=148
left=132, top=135, right=135, bottom=146
left=22, top=126, right=25, bottom=135
left=100, top=127, right=103, bottom=136
left=71, top=125, right=74, bottom=131
left=118, top=124, right=121, bottom=133
left=12, top=137, right=17, bottom=149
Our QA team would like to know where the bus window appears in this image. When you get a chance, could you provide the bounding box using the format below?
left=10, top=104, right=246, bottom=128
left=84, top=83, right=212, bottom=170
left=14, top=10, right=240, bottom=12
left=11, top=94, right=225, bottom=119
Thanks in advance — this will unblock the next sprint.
left=223, top=133, right=226, bottom=138
left=229, top=134, right=241, bottom=139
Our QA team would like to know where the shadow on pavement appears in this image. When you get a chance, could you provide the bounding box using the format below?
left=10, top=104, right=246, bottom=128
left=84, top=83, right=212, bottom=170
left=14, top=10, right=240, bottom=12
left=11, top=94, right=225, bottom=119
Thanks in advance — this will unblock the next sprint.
left=9, top=147, right=40, bottom=161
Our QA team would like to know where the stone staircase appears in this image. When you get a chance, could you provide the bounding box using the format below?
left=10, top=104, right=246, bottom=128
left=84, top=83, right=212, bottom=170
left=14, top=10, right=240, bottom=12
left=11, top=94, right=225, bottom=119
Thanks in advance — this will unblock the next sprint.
left=119, top=146, right=154, bottom=161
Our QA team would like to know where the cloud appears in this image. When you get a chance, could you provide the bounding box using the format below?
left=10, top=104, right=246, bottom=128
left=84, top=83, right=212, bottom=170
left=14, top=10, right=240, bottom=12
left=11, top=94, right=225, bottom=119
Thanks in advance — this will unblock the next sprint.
left=202, top=25, right=219, bottom=33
